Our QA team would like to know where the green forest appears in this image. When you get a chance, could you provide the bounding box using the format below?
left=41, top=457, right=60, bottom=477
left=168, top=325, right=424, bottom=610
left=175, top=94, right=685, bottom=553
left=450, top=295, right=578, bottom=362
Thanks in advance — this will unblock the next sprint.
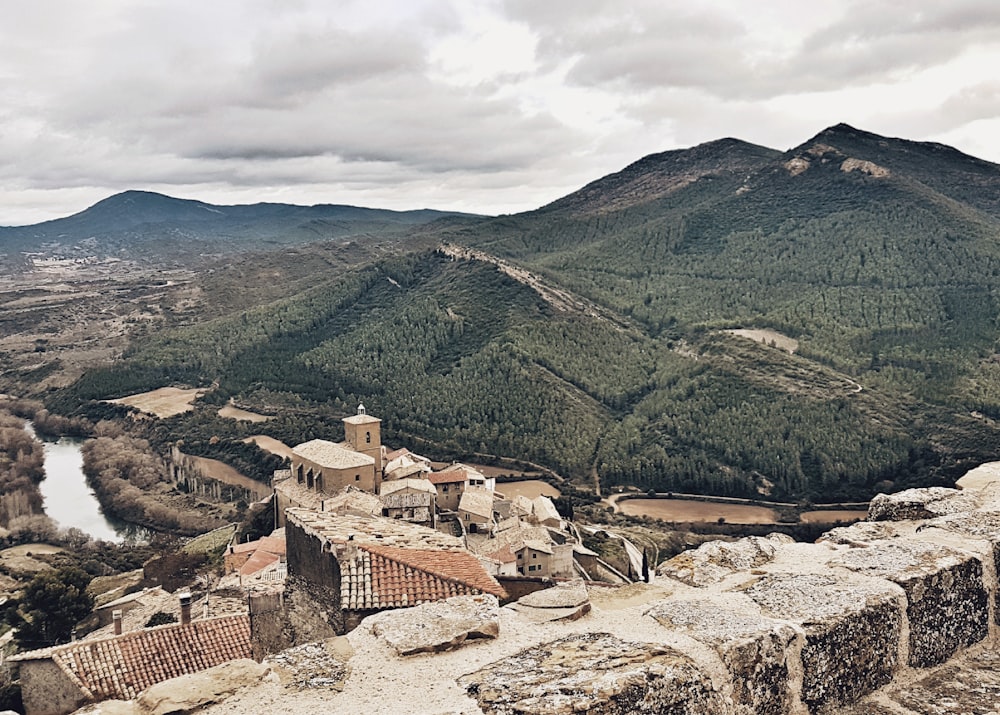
left=44, top=126, right=1000, bottom=502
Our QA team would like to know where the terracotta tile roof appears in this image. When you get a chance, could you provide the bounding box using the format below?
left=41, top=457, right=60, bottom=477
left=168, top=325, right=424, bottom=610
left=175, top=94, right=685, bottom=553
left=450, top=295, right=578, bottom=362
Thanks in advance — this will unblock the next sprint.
left=230, top=532, right=285, bottom=556
left=293, top=439, right=374, bottom=469
left=286, top=510, right=506, bottom=605
left=10, top=615, right=251, bottom=702
left=484, top=546, right=518, bottom=564
left=322, top=487, right=382, bottom=517
left=240, top=550, right=281, bottom=578
left=340, top=545, right=506, bottom=610
left=427, top=470, right=469, bottom=485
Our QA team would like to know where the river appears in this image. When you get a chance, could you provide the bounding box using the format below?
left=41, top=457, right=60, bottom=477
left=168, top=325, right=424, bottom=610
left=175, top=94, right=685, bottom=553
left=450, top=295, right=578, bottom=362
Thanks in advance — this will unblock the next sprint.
left=26, top=423, right=140, bottom=543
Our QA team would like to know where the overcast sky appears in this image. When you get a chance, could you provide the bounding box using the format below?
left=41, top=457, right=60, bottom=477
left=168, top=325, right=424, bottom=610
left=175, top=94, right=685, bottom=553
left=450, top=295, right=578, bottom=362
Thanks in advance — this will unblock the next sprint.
left=2, top=0, right=1000, bottom=225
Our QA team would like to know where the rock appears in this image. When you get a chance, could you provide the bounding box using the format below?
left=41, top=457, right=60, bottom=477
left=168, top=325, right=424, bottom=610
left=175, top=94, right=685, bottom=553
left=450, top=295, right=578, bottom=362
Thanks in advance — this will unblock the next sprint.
left=868, top=487, right=978, bottom=522
left=517, top=580, right=588, bottom=609
left=648, top=596, right=797, bottom=715
left=136, top=659, right=270, bottom=715
left=264, top=637, right=353, bottom=690
left=657, top=534, right=792, bottom=587
left=508, top=602, right=592, bottom=623
left=883, top=647, right=1000, bottom=714
left=818, top=520, right=900, bottom=546
left=744, top=573, right=903, bottom=710
left=368, top=594, right=499, bottom=656
left=459, top=632, right=727, bottom=714
left=931, top=510, right=1000, bottom=626
left=831, top=539, right=988, bottom=667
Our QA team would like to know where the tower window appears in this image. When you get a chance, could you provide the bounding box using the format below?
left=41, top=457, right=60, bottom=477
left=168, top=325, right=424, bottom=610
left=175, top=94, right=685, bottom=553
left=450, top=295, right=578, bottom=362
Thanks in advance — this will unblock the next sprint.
left=366, top=431, right=371, bottom=444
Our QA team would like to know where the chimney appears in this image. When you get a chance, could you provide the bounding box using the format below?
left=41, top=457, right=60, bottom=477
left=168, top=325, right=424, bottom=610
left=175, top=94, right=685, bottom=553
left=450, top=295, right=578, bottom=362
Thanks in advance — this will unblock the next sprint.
left=112, top=610, right=123, bottom=635
left=179, top=592, right=192, bottom=626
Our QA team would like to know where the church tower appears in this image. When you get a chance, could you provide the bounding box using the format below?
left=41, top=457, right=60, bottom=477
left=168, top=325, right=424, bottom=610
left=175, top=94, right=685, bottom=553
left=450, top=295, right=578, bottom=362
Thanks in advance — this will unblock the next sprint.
left=343, top=404, right=383, bottom=486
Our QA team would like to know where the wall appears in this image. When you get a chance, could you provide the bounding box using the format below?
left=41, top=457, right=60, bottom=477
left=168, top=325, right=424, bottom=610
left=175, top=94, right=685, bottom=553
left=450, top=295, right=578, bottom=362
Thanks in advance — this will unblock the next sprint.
left=17, top=659, right=86, bottom=715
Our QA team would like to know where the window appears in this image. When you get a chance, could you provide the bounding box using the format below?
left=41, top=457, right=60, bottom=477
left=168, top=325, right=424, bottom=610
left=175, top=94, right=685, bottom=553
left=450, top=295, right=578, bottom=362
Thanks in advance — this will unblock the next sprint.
left=366, top=431, right=371, bottom=444
left=382, top=508, right=389, bottom=517
left=355, top=474, right=360, bottom=481
left=532, top=553, right=537, bottom=559
left=442, top=485, right=449, bottom=493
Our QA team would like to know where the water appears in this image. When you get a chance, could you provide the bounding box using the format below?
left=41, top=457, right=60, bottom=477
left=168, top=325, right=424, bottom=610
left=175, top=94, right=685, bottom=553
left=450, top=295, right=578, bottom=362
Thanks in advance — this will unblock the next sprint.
left=26, top=422, right=140, bottom=543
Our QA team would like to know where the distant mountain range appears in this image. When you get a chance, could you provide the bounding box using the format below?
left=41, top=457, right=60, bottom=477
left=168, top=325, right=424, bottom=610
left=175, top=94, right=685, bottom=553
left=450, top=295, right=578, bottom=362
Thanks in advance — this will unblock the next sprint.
left=36, top=125, right=1000, bottom=501
left=0, top=190, right=478, bottom=266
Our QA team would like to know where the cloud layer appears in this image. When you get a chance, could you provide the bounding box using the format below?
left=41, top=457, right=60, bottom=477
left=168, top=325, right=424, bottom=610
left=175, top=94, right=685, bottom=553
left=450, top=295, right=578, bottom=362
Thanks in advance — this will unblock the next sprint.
left=2, top=0, right=999, bottom=224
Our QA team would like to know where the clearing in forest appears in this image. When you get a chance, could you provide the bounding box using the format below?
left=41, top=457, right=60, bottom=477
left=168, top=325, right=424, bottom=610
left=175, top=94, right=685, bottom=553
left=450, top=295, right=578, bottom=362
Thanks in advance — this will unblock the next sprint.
left=724, top=328, right=799, bottom=353
left=107, top=386, right=204, bottom=418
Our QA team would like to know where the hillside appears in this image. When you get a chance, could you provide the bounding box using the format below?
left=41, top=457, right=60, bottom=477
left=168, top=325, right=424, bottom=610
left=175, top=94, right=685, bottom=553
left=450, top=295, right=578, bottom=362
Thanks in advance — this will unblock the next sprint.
left=34, top=124, right=1000, bottom=502
left=0, top=190, right=478, bottom=267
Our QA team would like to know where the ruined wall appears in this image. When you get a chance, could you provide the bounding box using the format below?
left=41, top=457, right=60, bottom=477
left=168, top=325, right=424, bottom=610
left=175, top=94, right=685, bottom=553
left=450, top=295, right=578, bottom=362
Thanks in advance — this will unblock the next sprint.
left=169, top=447, right=267, bottom=504
left=250, top=521, right=346, bottom=656
left=17, top=659, right=87, bottom=715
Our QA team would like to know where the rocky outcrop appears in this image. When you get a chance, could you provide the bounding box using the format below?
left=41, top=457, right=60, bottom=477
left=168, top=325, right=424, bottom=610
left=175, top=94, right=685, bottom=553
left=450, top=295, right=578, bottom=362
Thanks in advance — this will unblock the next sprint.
left=656, top=533, right=792, bottom=586
left=459, top=633, right=727, bottom=714
left=137, top=659, right=270, bottom=715
left=868, top=487, right=978, bottom=521
left=368, top=594, right=500, bottom=655
left=507, top=579, right=591, bottom=622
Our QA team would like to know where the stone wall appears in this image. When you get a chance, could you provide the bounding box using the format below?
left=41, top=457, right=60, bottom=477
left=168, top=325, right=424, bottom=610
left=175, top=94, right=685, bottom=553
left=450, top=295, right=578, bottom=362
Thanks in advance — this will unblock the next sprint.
left=461, top=472, right=1000, bottom=714
left=169, top=447, right=268, bottom=504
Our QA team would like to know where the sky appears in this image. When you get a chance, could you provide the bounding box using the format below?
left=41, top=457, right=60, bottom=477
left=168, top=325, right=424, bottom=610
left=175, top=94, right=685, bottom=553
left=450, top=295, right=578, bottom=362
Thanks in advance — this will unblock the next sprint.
left=2, top=0, right=1000, bottom=226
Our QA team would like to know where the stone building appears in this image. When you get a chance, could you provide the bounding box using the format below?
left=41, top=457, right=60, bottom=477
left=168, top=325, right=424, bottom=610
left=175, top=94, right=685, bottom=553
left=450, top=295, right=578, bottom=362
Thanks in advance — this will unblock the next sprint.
left=9, top=612, right=252, bottom=715
left=379, top=478, right=437, bottom=528
left=458, top=487, right=495, bottom=535
left=250, top=508, right=506, bottom=655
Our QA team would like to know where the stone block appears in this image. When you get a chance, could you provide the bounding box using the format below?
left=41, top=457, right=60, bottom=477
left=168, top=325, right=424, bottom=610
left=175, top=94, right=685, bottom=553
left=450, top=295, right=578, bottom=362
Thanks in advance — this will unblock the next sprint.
left=832, top=540, right=988, bottom=667
left=868, top=487, right=979, bottom=522
left=459, top=632, right=728, bottom=714
left=368, top=594, right=499, bottom=655
left=744, top=573, right=903, bottom=710
left=657, top=534, right=793, bottom=587
left=932, top=511, right=1000, bottom=625
left=137, top=659, right=270, bottom=715
left=648, top=598, right=797, bottom=715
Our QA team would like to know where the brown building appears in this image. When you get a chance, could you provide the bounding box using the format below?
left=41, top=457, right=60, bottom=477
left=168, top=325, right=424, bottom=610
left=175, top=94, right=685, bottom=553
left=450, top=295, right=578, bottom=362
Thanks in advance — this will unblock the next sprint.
left=250, top=508, right=506, bottom=655
left=426, top=469, right=469, bottom=511
left=379, top=478, right=437, bottom=528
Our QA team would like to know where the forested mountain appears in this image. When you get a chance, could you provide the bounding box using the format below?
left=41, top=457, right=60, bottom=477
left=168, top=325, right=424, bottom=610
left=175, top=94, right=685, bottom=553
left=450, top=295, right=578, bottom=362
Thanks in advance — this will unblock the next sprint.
left=43, top=125, right=1000, bottom=501
left=0, top=190, right=477, bottom=266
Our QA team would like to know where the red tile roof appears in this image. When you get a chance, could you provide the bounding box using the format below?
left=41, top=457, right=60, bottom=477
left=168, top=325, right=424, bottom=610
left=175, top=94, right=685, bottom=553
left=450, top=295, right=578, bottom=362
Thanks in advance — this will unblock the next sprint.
left=427, top=470, right=469, bottom=485
left=10, top=615, right=251, bottom=702
left=340, top=545, right=505, bottom=610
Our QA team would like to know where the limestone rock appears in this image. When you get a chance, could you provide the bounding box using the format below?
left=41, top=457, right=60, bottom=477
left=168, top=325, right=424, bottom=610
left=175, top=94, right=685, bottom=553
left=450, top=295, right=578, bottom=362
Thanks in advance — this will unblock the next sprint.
left=459, top=632, right=728, bottom=714
left=136, top=659, right=270, bottom=715
left=884, top=647, right=1000, bottom=714
left=264, top=637, right=353, bottom=690
left=868, top=487, right=978, bottom=522
left=744, top=573, right=903, bottom=710
left=648, top=597, right=797, bottom=715
left=517, top=580, right=588, bottom=609
left=832, top=540, right=988, bottom=667
left=818, top=520, right=899, bottom=546
left=368, top=594, right=499, bottom=656
left=657, top=534, right=792, bottom=587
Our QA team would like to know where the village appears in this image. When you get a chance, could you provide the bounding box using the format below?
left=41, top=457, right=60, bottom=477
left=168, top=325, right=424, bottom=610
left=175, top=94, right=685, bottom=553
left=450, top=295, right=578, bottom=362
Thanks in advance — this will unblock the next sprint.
left=4, top=405, right=635, bottom=715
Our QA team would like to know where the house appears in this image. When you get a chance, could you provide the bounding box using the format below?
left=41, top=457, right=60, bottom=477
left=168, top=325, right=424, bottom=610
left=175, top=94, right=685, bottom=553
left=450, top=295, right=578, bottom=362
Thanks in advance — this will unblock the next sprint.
left=290, top=439, right=376, bottom=494
left=379, top=478, right=437, bottom=528
left=530, top=495, right=563, bottom=529
left=457, top=487, right=495, bottom=535
left=426, top=469, right=469, bottom=511
left=224, top=529, right=286, bottom=584
left=322, top=485, right=383, bottom=518
left=383, top=448, right=432, bottom=481
left=481, top=519, right=576, bottom=578
left=249, top=508, right=506, bottom=654
left=9, top=609, right=252, bottom=715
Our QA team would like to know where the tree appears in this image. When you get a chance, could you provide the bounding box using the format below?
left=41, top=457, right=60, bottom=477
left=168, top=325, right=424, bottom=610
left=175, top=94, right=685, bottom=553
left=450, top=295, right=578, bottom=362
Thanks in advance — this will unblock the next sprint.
left=8, top=567, right=94, bottom=650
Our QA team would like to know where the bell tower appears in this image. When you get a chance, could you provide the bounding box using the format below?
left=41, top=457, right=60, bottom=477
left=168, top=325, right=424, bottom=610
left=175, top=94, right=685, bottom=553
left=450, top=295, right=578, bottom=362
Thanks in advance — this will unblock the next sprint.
left=343, top=404, right=383, bottom=485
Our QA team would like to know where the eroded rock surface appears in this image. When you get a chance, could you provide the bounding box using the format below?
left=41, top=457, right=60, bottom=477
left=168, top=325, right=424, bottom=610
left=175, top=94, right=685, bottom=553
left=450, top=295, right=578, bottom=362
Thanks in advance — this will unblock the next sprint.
left=647, top=597, right=797, bottom=715
left=868, top=487, right=978, bottom=522
left=657, top=534, right=792, bottom=587
left=744, top=573, right=903, bottom=710
left=136, top=659, right=270, bottom=715
left=368, top=593, right=499, bottom=655
left=264, top=637, right=353, bottom=689
left=459, top=632, right=727, bottom=715
left=831, top=540, right=988, bottom=666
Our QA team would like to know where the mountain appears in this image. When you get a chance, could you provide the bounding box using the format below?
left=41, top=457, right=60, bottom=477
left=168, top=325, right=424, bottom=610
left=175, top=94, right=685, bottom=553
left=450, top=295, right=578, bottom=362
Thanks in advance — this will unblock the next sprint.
left=0, top=190, right=480, bottom=266
left=40, top=125, right=1000, bottom=502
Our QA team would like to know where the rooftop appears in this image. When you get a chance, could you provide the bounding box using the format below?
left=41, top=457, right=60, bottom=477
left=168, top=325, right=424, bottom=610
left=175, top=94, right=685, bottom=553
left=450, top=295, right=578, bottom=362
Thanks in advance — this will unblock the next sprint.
left=274, top=476, right=326, bottom=510
left=458, top=487, right=495, bottom=520
left=293, top=439, right=374, bottom=470
left=380, top=478, right=437, bottom=497
left=322, top=487, right=383, bottom=517
left=427, top=470, right=470, bottom=485
left=287, top=509, right=465, bottom=551
left=10, top=615, right=252, bottom=702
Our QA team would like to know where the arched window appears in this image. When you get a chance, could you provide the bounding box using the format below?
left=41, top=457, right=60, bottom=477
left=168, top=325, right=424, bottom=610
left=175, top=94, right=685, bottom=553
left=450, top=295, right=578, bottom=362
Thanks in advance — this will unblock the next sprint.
left=366, top=431, right=371, bottom=444
left=307, top=470, right=314, bottom=489
left=296, top=465, right=304, bottom=484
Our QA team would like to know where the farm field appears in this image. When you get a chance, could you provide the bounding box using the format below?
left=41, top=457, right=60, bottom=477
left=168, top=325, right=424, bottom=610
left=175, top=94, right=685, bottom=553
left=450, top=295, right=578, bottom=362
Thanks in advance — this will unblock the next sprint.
left=618, top=498, right=778, bottom=524
left=107, top=386, right=203, bottom=418
left=496, top=479, right=560, bottom=500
